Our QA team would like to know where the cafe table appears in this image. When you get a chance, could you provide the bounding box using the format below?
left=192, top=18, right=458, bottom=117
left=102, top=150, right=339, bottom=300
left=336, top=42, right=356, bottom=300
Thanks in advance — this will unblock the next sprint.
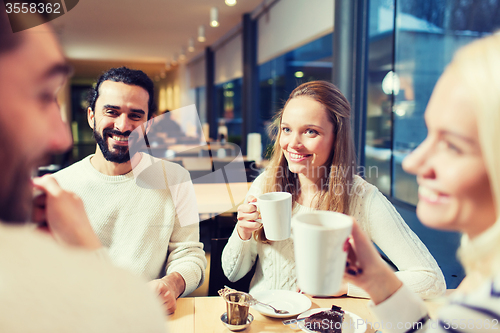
left=167, top=142, right=236, bottom=155
left=166, top=293, right=449, bottom=333
left=182, top=157, right=213, bottom=171
left=193, top=182, right=251, bottom=215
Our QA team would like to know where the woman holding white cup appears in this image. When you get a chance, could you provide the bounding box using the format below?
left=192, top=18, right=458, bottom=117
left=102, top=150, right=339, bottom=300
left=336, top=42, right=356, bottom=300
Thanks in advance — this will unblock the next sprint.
left=222, top=81, right=445, bottom=298
left=343, top=34, right=500, bottom=331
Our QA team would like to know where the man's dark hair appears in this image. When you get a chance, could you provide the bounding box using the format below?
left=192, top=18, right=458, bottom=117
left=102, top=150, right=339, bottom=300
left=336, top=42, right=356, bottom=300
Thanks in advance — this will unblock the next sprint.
left=88, top=67, right=156, bottom=119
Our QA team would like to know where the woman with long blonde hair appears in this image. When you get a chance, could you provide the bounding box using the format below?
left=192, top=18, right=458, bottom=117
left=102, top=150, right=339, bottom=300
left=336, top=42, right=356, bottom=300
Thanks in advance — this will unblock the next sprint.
left=222, top=81, right=445, bottom=298
left=344, top=33, right=500, bottom=331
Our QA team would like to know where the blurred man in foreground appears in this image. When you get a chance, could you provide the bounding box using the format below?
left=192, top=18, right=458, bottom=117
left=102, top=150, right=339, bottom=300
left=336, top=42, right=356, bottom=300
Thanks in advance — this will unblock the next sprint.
left=0, top=5, right=166, bottom=332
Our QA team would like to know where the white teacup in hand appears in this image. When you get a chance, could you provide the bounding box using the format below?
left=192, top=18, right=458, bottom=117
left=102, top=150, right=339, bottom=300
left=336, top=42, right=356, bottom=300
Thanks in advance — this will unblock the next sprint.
left=250, top=192, right=292, bottom=241
left=293, top=211, right=353, bottom=296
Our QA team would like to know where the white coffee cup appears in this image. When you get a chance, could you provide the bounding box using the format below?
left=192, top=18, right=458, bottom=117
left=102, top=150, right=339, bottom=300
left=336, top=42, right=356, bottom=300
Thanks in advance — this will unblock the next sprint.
left=293, top=211, right=353, bottom=296
left=249, top=192, right=292, bottom=241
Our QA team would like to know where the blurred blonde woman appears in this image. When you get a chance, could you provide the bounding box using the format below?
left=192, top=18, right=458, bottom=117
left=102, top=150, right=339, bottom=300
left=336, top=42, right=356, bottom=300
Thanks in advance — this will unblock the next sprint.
left=344, top=33, right=500, bottom=331
left=222, top=81, right=446, bottom=299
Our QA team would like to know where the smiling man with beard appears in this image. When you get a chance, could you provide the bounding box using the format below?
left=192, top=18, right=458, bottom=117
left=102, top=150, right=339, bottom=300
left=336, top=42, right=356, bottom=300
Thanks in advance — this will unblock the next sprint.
left=53, top=67, right=206, bottom=314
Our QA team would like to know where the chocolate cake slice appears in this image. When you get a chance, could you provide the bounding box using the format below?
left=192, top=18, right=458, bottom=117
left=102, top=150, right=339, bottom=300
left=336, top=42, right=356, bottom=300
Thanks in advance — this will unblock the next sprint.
left=304, top=305, right=345, bottom=333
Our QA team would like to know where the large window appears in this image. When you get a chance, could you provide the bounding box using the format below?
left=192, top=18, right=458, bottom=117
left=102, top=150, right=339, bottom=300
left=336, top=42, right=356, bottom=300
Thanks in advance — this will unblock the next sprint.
left=366, top=0, right=500, bottom=204
left=258, top=33, right=333, bottom=157
left=214, top=78, right=242, bottom=146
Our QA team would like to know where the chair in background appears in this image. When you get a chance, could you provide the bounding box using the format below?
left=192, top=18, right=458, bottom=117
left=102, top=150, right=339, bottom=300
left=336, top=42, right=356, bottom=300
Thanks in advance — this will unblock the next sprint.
left=208, top=238, right=257, bottom=296
left=209, top=213, right=238, bottom=239
left=244, top=160, right=262, bottom=183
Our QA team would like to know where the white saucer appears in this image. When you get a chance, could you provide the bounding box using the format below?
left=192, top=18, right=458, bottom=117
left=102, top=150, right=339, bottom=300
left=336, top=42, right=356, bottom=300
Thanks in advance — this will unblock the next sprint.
left=297, top=308, right=367, bottom=333
left=249, top=290, right=311, bottom=318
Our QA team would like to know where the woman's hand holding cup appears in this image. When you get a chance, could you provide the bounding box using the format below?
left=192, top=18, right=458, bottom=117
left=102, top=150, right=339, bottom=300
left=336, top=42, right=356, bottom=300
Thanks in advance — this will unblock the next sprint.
left=236, top=195, right=262, bottom=240
left=343, top=220, right=402, bottom=304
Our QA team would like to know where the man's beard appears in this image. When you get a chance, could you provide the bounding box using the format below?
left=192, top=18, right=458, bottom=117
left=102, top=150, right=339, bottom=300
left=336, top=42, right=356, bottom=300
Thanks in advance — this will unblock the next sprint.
left=93, top=123, right=132, bottom=164
left=0, top=140, right=37, bottom=223
left=0, top=164, right=33, bottom=223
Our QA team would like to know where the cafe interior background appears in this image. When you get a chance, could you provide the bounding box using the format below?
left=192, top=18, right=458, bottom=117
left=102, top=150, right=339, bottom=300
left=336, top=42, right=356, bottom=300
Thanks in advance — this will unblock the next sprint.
left=49, top=0, right=500, bottom=296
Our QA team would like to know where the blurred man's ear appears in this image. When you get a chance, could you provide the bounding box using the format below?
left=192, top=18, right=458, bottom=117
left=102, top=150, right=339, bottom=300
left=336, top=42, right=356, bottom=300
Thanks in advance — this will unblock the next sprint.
left=87, top=107, right=95, bottom=129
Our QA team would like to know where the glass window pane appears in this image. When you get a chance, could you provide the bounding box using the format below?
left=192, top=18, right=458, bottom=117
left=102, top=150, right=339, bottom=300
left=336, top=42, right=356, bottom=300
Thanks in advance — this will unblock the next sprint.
left=214, top=78, right=242, bottom=146
left=392, top=0, right=500, bottom=204
left=365, top=0, right=395, bottom=195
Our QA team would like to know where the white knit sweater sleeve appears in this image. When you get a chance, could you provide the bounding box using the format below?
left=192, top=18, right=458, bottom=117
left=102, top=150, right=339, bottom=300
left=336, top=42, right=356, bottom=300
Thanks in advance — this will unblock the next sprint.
left=221, top=173, right=264, bottom=282
left=369, top=284, right=428, bottom=333
left=370, top=275, right=500, bottom=333
left=348, top=179, right=446, bottom=299
left=164, top=163, right=207, bottom=296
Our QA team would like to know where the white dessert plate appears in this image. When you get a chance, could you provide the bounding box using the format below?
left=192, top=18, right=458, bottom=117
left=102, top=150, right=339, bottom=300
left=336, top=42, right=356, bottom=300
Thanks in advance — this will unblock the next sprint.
left=250, top=290, right=312, bottom=318
left=297, top=308, right=367, bottom=333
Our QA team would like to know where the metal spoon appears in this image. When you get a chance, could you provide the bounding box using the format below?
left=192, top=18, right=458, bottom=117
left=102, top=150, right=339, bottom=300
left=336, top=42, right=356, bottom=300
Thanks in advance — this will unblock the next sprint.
left=250, top=297, right=289, bottom=315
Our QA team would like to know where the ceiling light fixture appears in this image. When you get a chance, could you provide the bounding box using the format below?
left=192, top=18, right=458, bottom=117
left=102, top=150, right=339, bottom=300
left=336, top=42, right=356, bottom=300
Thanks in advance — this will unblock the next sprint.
left=225, top=0, right=237, bottom=6
left=198, top=25, right=206, bottom=42
left=179, top=47, right=186, bottom=61
left=210, top=7, right=219, bottom=27
left=188, top=38, right=195, bottom=52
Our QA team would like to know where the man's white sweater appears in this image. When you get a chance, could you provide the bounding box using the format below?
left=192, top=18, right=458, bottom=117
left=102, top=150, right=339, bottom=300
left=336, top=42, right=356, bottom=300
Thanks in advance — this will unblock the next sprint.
left=54, top=153, right=206, bottom=296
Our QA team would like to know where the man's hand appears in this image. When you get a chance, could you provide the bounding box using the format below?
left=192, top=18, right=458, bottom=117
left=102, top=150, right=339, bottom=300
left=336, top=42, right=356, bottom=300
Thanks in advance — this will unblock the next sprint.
left=32, top=175, right=101, bottom=250
left=148, top=272, right=186, bottom=314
